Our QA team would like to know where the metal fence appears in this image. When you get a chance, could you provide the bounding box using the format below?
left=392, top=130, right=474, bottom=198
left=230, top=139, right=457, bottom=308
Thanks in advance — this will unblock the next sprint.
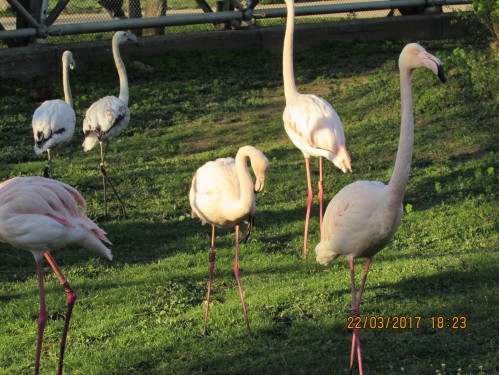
left=0, top=0, right=472, bottom=47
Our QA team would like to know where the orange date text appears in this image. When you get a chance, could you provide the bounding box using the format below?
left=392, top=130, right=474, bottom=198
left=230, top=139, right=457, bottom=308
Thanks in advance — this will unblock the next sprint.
left=347, top=315, right=422, bottom=330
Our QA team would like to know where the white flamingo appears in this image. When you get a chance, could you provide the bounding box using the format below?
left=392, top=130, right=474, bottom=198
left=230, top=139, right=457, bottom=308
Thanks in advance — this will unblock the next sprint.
left=0, top=176, right=112, bottom=375
left=282, top=0, right=352, bottom=258
left=82, top=31, right=138, bottom=218
left=31, top=51, right=82, bottom=374
left=189, top=145, right=269, bottom=337
left=32, top=50, right=76, bottom=179
left=315, top=43, right=446, bottom=375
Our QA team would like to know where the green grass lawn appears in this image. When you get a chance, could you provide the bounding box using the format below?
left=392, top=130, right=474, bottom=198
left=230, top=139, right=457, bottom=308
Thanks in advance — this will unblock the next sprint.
left=0, top=35, right=497, bottom=374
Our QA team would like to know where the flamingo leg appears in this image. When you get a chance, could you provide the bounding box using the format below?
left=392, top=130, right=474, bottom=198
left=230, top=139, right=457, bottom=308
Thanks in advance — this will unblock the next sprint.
left=348, top=258, right=372, bottom=375
left=44, top=252, right=77, bottom=375
left=349, top=258, right=358, bottom=373
left=99, top=141, right=108, bottom=218
left=234, top=224, right=252, bottom=338
left=44, top=149, right=53, bottom=179
left=242, top=213, right=254, bottom=243
left=99, top=141, right=126, bottom=219
left=356, top=259, right=371, bottom=310
left=303, top=157, right=313, bottom=258
left=318, top=156, right=324, bottom=237
left=34, top=258, right=48, bottom=375
left=203, top=225, right=216, bottom=335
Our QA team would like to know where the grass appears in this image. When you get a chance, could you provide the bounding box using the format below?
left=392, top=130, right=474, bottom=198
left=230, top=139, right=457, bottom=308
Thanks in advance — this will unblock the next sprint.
left=0, top=35, right=497, bottom=375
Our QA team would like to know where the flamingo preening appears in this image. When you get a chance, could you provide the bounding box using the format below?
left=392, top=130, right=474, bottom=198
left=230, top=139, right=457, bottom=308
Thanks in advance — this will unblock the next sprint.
left=189, top=145, right=269, bottom=337
left=315, top=43, right=446, bottom=374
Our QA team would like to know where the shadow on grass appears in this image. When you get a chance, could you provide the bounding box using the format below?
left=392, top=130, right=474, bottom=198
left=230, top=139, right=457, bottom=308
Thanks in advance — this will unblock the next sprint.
left=87, top=260, right=498, bottom=375
left=2, top=242, right=497, bottom=374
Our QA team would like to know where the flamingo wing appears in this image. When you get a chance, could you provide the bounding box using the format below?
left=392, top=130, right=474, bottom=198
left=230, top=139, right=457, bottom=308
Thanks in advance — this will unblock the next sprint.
left=190, top=158, right=241, bottom=227
left=284, top=94, right=351, bottom=172
left=0, top=177, right=112, bottom=260
left=32, top=100, right=76, bottom=154
left=316, top=181, right=402, bottom=264
left=284, top=94, right=345, bottom=153
left=83, top=96, right=130, bottom=151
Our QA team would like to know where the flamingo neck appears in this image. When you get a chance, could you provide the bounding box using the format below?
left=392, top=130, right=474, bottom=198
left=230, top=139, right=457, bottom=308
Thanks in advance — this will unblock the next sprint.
left=113, top=40, right=129, bottom=105
left=234, top=149, right=256, bottom=214
left=283, top=0, right=298, bottom=101
left=388, top=68, right=414, bottom=205
left=62, top=57, right=73, bottom=108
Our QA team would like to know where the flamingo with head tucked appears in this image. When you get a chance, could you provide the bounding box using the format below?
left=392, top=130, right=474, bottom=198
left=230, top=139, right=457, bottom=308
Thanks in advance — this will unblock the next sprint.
left=315, top=43, right=446, bottom=374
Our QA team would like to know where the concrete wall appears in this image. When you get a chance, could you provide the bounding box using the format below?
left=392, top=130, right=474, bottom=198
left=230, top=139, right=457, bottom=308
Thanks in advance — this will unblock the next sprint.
left=0, top=13, right=481, bottom=80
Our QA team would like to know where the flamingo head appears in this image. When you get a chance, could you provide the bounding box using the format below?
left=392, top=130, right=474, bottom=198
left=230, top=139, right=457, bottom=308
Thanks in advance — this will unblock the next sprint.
left=114, top=31, right=139, bottom=46
left=399, top=43, right=446, bottom=83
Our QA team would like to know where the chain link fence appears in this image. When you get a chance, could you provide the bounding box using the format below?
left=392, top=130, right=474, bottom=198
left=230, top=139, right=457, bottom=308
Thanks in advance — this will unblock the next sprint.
left=0, top=0, right=471, bottom=45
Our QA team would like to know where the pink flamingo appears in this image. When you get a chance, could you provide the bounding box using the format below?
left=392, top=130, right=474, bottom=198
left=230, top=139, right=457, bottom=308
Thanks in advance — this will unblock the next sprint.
left=0, top=176, right=112, bottom=375
left=282, top=0, right=352, bottom=258
left=315, top=43, right=446, bottom=374
left=189, top=145, right=269, bottom=337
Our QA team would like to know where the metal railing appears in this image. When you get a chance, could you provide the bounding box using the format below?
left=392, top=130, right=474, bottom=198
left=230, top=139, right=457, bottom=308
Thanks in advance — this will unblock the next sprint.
left=0, top=0, right=472, bottom=46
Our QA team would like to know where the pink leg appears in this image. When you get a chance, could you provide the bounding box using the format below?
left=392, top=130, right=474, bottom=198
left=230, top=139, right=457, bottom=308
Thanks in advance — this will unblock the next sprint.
left=35, top=259, right=48, bottom=375
left=318, top=157, right=324, bottom=238
left=233, top=225, right=252, bottom=338
left=303, top=157, right=313, bottom=258
left=349, top=258, right=358, bottom=372
left=44, top=252, right=77, bottom=375
left=348, top=258, right=372, bottom=375
left=203, top=225, right=216, bottom=335
left=349, top=328, right=363, bottom=375
left=356, top=259, right=372, bottom=312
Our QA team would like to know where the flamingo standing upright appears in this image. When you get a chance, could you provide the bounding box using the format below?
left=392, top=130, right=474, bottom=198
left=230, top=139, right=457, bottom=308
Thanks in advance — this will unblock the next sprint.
left=0, top=176, right=112, bottom=375
left=315, top=43, right=446, bottom=374
left=189, top=145, right=269, bottom=337
left=32, top=50, right=76, bottom=179
left=282, top=0, right=352, bottom=257
left=83, top=31, right=138, bottom=219
left=32, top=50, right=83, bottom=375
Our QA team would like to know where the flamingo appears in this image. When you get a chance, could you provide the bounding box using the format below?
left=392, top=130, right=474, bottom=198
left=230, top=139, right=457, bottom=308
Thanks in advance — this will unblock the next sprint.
left=315, top=43, right=446, bottom=374
left=282, top=0, right=352, bottom=258
left=0, top=176, right=112, bottom=375
left=32, top=50, right=76, bottom=179
left=32, top=50, right=83, bottom=374
left=82, top=30, right=138, bottom=219
left=189, top=145, right=269, bottom=338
